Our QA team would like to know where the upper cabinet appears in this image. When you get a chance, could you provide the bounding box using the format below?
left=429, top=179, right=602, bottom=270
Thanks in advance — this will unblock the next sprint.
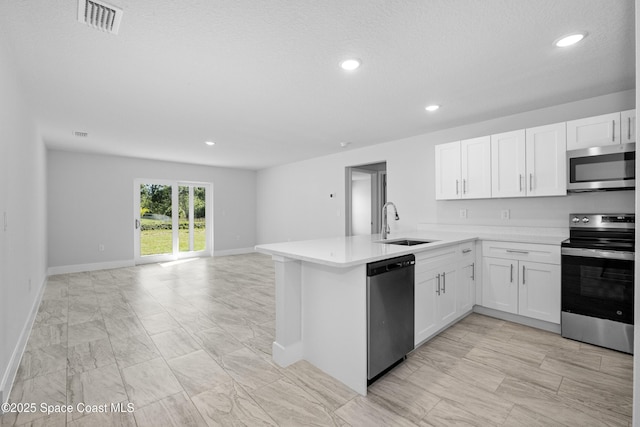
left=435, top=109, right=630, bottom=200
left=435, top=141, right=461, bottom=200
left=525, top=123, right=567, bottom=197
left=435, top=137, right=491, bottom=200
left=567, top=110, right=636, bottom=150
left=621, top=109, right=636, bottom=144
left=491, top=123, right=566, bottom=198
left=461, top=136, right=492, bottom=199
left=490, top=130, right=526, bottom=198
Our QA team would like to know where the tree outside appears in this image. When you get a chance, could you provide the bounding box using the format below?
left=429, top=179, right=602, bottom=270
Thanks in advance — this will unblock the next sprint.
left=139, top=184, right=206, bottom=256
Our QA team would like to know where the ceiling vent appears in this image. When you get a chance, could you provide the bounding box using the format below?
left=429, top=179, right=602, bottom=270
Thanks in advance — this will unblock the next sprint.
left=78, top=0, right=123, bottom=35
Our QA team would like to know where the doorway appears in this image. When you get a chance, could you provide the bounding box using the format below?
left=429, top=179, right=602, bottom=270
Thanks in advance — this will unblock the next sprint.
left=345, top=162, right=387, bottom=236
left=134, top=180, right=212, bottom=264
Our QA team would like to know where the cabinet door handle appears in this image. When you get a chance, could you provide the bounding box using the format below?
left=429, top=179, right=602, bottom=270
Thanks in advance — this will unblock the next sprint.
left=463, top=179, right=466, bottom=194
left=135, top=219, right=140, bottom=229
left=522, top=265, right=526, bottom=285
left=506, top=249, right=529, bottom=254
left=529, top=174, right=533, bottom=192
left=629, top=117, right=633, bottom=140
left=612, top=119, right=616, bottom=142
left=456, top=180, right=459, bottom=195
left=510, top=264, right=513, bottom=283
left=442, top=272, right=446, bottom=293
left=519, top=174, right=522, bottom=192
left=471, top=262, right=475, bottom=280
left=436, top=274, right=441, bottom=295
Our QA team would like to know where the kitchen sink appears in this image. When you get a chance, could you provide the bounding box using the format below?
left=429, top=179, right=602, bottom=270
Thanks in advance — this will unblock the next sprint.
left=378, top=239, right=437, bottom=246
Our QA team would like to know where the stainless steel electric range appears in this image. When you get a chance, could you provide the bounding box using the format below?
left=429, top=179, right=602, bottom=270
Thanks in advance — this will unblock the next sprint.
left=561, top=213, right=635, bottom=354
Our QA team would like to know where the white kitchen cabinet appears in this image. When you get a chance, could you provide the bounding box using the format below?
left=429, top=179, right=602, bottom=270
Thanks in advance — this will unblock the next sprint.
left=525, top=123, right=567, bottom=196
left=518, top=261, right=560, bottom=324
left=437, top=263, right=458, bottom=325
left=461, top=136, right=492, bottom=199
left=621, top=109, right=636, bottom=144
left=414, top=244, right=462, bottom=345
left=457, top=242, right=476, bottom=314
left=481, top=241, right=560, bottom=324
left=566, top=112, right=622, bottom=150
left=435, top=137, right=491, bottom=200
left=482, top=257, right=518, bottom=314
left=491, top=124, right=566, bottom=198
left=435, top=141, right=461, bottom=200
left=491, top=130, right=526, bottom=198
left=415, top=267, right=439, bottom=344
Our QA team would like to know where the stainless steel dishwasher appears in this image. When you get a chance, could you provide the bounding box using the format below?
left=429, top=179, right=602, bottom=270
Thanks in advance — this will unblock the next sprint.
left=367, top=254, right=415, bottom=383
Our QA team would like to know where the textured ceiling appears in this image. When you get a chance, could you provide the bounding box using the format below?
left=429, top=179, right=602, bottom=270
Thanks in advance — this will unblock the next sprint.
left=0, top=0, right=635, bottom=169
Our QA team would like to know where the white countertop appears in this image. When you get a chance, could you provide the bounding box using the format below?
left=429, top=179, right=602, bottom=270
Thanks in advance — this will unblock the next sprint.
left=255, top=227, right=567, bottom=268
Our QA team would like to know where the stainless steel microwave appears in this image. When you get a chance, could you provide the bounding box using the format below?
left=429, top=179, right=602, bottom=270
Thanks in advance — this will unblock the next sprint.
left=567, top=143, right=635, bottom=192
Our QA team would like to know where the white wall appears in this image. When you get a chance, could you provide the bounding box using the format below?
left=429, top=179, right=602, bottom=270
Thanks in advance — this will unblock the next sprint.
left=47, top=151, right=257, bottom=271
left=257, top=90, right=636, bottom=244
left=0, top=31, right=48, bottom=403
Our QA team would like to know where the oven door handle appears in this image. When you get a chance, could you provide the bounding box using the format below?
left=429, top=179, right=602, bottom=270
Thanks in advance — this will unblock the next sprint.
left=561, top=247, right=635, bottom=261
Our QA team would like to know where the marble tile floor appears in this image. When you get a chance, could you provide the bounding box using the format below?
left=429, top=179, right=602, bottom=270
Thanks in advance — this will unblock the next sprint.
left=1, top=253, right=633, bottom=426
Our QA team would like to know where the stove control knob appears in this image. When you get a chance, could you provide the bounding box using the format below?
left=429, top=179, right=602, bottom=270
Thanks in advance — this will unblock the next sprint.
left=582, top=217, right=590, bottom=224
left=572, top=217, right=580, bottom=224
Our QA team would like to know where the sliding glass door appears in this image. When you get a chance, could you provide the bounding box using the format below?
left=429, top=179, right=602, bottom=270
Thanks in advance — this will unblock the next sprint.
left=134, top=180, right=212, bottom=264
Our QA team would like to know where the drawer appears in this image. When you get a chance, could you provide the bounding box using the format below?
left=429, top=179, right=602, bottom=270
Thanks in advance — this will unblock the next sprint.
left=415, top=244, right=459, bottom=273
left=481, top=240, right=560, bottom=264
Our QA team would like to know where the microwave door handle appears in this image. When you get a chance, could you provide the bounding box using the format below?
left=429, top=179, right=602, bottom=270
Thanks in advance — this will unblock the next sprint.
left=612, top=119, right=615, bottom=142
left=629, top=117, right=632, bottom=141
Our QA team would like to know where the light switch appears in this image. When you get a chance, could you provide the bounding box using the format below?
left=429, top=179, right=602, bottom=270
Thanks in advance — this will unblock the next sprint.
left=459, top=209, right=467, bottom=219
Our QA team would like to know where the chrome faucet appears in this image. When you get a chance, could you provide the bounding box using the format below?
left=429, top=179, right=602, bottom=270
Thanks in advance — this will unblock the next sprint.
left=381, top=202, right=399, bottom=240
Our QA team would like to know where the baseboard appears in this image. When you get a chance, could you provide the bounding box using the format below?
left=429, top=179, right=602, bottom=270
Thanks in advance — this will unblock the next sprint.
left=213, top=247, right=255, bottom=257
left=473, top=305, right=561, bottom=334
left=1, top=276, right=47, bottom=406
left=47, top=259, right=135, bottom=276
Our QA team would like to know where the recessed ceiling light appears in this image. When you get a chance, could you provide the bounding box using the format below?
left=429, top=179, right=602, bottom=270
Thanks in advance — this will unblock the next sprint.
left=554, top=33, right=586, bottom=47
left=340, top=59, right=361, bottom=71
left=425, top=105, right=440, bottom=112
left=204, top=141, right=215, bottom=146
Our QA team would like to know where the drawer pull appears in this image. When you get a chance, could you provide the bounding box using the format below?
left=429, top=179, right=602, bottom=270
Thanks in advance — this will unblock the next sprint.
left=462, top=248, right=472, bottom=254
left=506, top=249, right=529, bottom=254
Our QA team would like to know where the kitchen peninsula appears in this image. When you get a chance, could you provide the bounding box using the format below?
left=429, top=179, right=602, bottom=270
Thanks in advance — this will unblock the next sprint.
left=256, top=227, right=567, bottom=395
left=256, top=231, right=477, bottom=395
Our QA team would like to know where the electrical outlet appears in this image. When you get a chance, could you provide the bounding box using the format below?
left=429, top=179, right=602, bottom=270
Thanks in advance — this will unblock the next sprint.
left=459, top=209, right=467, bottom=219
left=501, top=209, right=510, bottom=220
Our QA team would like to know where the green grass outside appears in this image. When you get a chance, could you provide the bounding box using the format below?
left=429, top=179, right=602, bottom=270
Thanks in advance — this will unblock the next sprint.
left=141, top=227, right=206, bottom=255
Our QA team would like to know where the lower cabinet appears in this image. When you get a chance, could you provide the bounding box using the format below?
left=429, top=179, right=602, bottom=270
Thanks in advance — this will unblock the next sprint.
left=482, top=241, right=560, bottom=324
left=414, top=243, right=475, bottom=346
